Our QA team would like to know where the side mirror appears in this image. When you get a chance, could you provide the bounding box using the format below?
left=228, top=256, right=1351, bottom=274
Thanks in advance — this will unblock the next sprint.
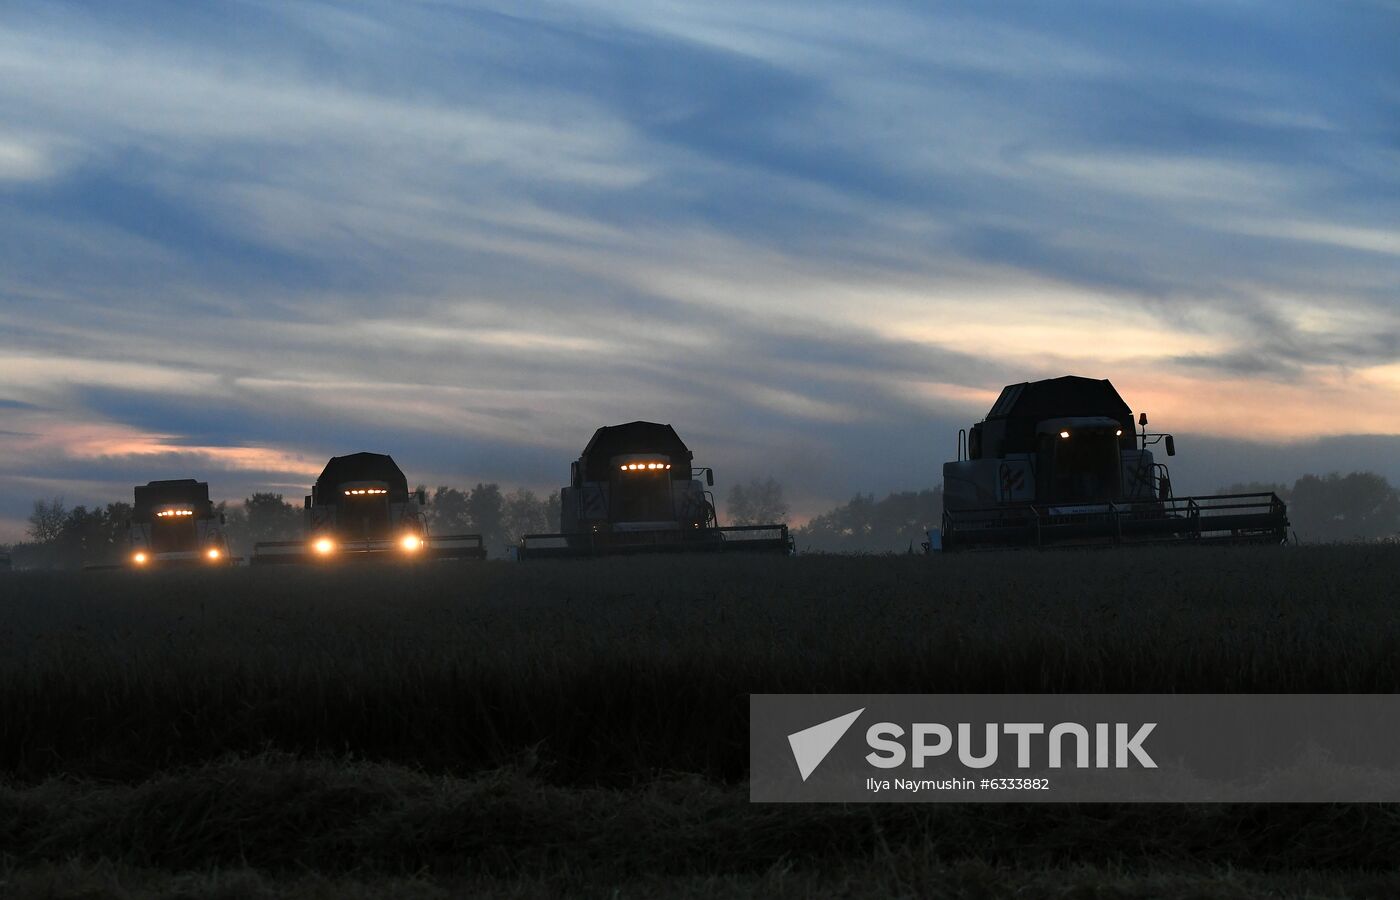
left=571, top=461, right=581, bottom=488
left=706, top=470, right=714, bottom=487
left=416, top=489, right=426, bottom=506
left=1165, top=435, right=1176, bottom=457
left=1138, top=412, right=1148, bottom=427
left=220, top=513, right=226, bottom=525
left=304, top=496, right=312, bottom=509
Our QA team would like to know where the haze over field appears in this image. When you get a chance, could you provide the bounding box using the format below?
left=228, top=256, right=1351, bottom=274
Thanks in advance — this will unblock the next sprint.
left=1, top=1, right=1397, bottom=538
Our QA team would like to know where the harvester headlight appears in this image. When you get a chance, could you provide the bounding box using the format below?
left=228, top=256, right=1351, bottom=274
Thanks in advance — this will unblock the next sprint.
left=206, top=548, right=222, bottom=561
left=132, top=551, right=148, bottom=565
left=1116, top=429, right=1123, bottom=436
left=1059, top=430, right=1071, bottom=439
left=401, top=534, right=422, bottom=552
left=313, top=537, right=335, bottom=555
left=619, top=462, right=672, bottom=471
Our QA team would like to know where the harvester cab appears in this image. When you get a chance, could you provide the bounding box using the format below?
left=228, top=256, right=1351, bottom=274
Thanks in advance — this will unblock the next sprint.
left=251, top=452, right=486, bottom=564
left=517, top=421, right=793, bottom=558
left=939, top=376, right=1288, bottom=550
left=127, top=479, right=232, bottom=568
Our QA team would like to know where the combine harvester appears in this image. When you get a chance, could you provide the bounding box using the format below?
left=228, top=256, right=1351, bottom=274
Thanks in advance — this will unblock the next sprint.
left=938, top=376, right=1289, bottom=551
left=517, top=421, right=793, bottom=559
left=252, top=452, right=485, bottom=564
left=125, top=479, right=233, bottom=568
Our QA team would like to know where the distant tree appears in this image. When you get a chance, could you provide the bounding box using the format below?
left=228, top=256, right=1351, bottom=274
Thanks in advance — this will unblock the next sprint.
left=805, top=493, right=877, bottom=544
left=101, top=501, right=132, bottom=554
left=502, top=488, right=551, bottom=544
left=795, top=489, right=943, bottom=553
left=429, top=483, right=551, bottom=554
left=26, top=497, right=67, bottom=543
left=726, top=477, right=790, bottom=525
left=1288, top=472, right=1400, bottom=542
left=57, top=502, right=131, bottom=565
left=235, top=493, right=302, bottom=546
left=465, top=483, right=505, bottom=553
left=221, top=504, right=247, bottom=552
left=544, top=490, right=562, bottom=532
left=15, top=501, right=132, bottom=567
left=426, top=486, right=472, bottom=534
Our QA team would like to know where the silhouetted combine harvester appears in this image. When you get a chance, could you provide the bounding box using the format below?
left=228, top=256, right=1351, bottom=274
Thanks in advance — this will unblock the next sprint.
left=517, top=421, right=793, bottom=559
left=252, top=452, right=485, bottom=564
left=937, top=376, right=1289, bottom=551
left=86, top=479, right=234, bottom=569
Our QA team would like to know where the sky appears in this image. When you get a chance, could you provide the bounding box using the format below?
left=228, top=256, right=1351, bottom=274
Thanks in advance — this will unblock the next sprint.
left=1, top=0, right=1398, bottom=539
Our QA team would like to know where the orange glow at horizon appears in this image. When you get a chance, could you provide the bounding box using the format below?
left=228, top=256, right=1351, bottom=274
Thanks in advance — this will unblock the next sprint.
left=1109, top=368, right=1400, bottom=442
left=0, top=412, right=323, bottom=479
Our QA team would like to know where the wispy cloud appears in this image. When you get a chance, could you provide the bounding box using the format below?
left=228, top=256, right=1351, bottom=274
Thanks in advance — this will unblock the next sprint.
left=0, top=0, right=1397, bottom=538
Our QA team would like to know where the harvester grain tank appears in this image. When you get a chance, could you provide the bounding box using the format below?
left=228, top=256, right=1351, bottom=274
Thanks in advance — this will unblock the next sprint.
left=517, top=421, right=793, bottom=558
left=938, top=376, right=1289, bottom=550
left=252, top=452, right=485, bottom=563
left=128, top=479, right=232, bottom=567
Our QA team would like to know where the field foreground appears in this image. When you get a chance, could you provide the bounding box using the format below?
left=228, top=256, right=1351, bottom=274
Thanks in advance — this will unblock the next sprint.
left=2, top=545, right=1399, bottom=898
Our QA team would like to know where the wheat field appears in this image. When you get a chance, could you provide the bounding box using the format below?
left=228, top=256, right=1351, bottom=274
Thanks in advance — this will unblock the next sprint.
left=3, top=545, right=1399, bottom=898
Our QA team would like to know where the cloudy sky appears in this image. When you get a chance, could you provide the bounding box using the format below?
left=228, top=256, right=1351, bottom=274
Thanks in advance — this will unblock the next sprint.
left=1, top=0, right=1398, bottom=538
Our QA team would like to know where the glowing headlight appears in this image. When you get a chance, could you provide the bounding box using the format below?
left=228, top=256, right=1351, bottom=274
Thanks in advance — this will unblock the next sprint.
left=401, top=534, right=422, bottom=552
left=206, top=548, right=222, bottom=561
left=1116, top=429, right=1123, bottom=436
left=132, top=551, right=149, bottom=565
left=1059, top=430, right=1071, bottom=439
left=313, top=537, right=335, bottom=555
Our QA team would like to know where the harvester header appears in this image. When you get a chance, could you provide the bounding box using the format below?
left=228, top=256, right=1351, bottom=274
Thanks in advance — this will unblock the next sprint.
left=939, top=376, right=1288, bottom=550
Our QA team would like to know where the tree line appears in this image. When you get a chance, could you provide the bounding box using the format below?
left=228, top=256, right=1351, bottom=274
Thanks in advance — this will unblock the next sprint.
left=6, top=485, right=563, bottom=566
left=227, top=485, right=565, bottom=559
left=5, top=471, right=1397, bottom=566
left=1217, top=473, right=1400, bottom=545
left=786, top=472, right=1400, bottom=552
